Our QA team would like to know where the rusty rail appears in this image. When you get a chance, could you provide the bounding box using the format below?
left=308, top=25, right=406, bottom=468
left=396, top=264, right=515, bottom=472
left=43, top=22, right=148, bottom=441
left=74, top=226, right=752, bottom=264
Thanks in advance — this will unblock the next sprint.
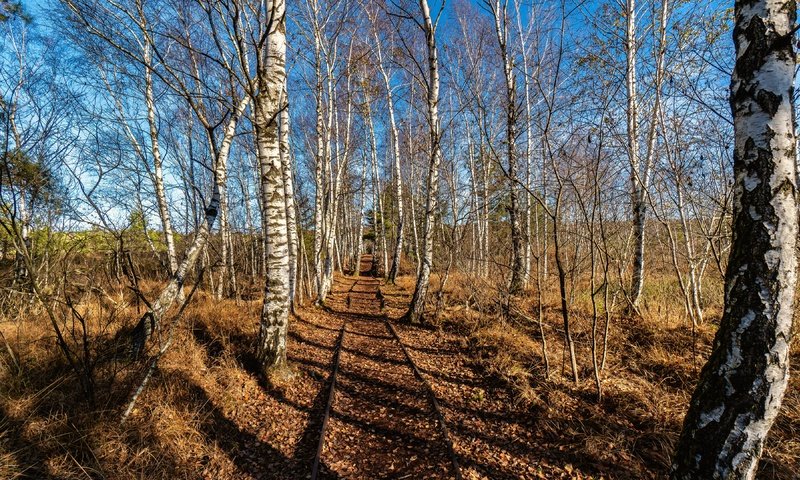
left=385, top=319, right=462, bottom=480
left=310, top=321, right=346, bottom=480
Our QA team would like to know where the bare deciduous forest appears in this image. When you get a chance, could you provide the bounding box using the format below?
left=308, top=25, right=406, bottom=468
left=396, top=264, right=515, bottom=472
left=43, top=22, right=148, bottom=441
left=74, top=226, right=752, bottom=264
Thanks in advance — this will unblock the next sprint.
left=1, top=0, right=798, bottom=478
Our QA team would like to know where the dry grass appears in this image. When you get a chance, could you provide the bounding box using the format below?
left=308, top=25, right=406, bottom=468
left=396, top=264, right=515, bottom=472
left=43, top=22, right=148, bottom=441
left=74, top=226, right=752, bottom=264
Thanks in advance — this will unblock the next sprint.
left=0, top=279, right=264, bottom=479
left=433, top=270, right=800, bottom=478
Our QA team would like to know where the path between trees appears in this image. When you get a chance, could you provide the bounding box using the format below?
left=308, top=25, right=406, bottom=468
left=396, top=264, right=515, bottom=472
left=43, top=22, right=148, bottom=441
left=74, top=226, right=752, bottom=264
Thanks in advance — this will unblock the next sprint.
left=291, top=255, right=571, bottom=479
left=177, top=255, right=589, bottom=479
left=311, top=254, right=459, bottom=479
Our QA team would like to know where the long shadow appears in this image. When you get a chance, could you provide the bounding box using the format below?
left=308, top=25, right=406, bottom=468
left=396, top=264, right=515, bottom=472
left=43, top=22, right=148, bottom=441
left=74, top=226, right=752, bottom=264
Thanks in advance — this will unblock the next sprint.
left=288, top=330, right=337, bottom=353
left=173, top=370, right=305, bottom=479
left=1, top=404, right=59, bottom=479
left=319, top=305, right=390, bottom=321
left=288, top=354, right=424, bottom=399
left=289, top=361, right=339, bottom=478
left=293, top=312, right=342, bottom=333
left=340, top=344, right=409, bottom=367
left=240, top=380, right=436, bottom=454
left=333, top=379, right=432, bottom=419
left=191, top=324, right=226, bottom=359
left=341, top=328, right=393, bottom=340
left=327, top=408, right=445, bottom=452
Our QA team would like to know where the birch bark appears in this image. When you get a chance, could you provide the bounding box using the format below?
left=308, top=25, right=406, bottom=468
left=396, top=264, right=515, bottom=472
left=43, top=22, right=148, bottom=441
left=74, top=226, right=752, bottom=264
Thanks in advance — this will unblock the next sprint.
left=489, top=0, right=524, bottom=294
left=373, top=29, right=405, bottom=283
left=407, top=0, right=442, bottom=324
left=143, top=42, right=178, bottom=277
left=255, top=0, right=290, bottom=371
left=279, top=83, right=298, bottom=311
left=671, top=1, right=797, bottom=477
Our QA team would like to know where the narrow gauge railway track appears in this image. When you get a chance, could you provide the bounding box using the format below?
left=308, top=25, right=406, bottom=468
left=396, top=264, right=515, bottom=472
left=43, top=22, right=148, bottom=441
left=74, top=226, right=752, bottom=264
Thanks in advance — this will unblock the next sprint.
left=310, top=258, right=461, bottom=480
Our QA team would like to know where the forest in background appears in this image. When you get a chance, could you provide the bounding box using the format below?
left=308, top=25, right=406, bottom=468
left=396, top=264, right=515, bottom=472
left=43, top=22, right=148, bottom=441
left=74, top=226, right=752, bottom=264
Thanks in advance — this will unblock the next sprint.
left=1, top=0, right=798, bottom=478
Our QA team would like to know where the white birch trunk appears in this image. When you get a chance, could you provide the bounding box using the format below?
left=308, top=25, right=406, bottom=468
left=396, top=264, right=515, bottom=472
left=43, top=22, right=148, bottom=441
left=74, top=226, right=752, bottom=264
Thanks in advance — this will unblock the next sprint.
left=356, top=152, right=368, bottom=271
left=671, top=1, right=797, bottom=477
left=490, top=0, right=524, bottom=294
left=279, top=83, right=298, bottom=310
left=143, top=43, right=179, bottom=277
left=407, top=0, right=442, bottom=323
left=255, top=0, right=290, bottom=371
left=625, top=0, right=647, bottom=307
left=374, top=33, right=406, bottom=283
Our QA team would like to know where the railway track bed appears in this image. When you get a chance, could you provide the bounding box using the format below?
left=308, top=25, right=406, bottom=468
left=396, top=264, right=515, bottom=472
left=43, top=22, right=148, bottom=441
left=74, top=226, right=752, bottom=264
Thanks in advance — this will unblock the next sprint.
left=311, top=256, right=460, bottom=479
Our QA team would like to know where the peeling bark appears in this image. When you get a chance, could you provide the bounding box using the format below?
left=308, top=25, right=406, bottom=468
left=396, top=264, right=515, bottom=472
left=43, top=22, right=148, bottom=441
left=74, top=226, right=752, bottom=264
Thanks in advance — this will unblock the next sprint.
left=671, top=1, right=797, bottom=478
left=254, top=0, right=290, bottom=372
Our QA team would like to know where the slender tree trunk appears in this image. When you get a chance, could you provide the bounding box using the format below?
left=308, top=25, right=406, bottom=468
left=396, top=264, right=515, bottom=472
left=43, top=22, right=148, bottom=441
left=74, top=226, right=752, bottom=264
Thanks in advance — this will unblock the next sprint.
left=217, top=186, right=231, bottom=299
left=628, top=0, right=669, bottom=307
left=298, top=222, right=309, bottom=305
left=279, top=83, right=298, bottom=311
left=375, top=37, right=405, bottom=283
left=238, top=170, right=256, bottom=279
left=408, top=132, right=421, bottom=273
left=481, top=127, right=491, bottom=278
left=255, top=0, right=290, bottom=372
left=365, top=98, right=388, bottom=277
left=553, top=191, right=578, bottom=383
left=625, top=0, right=646, bottom=307
left=318, top=47, right=355, bottom=301
left=319, top=54, right=339, bottom=302
left=466, top=124, right=480, bottom=276
left=356, top=152, right=368, bottom=272
left=515, top=0, right=533, bottom=287
left=407, top=0, right=442, bottom=324
left=12, top=193, right=30, bottom=285
left=490, top=1, right=524, bottom=294
left=671, top=1, right=797, bottom=477
left=312, top=28, right=326, bottom=301
left=143, top=44, right=179, bottom=277
left=131, top=96, right=250, bottom=357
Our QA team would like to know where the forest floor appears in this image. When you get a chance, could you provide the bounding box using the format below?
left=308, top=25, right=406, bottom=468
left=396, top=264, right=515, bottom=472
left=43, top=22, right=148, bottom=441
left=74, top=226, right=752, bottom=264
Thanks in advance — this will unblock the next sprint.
left=1, top=255, right=798, bottom=479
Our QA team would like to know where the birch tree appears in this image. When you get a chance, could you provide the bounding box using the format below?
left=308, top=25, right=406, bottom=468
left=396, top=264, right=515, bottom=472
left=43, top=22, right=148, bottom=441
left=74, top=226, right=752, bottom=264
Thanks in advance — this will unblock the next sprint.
left=64, top=0, right=251, bottom=353
left=368, top=7, right=406, bottom=283
left=280, top=83, right=299, bottom=312
left=671, top=1, right=797, bottom=477
left=485, top=0, right=525, bottom=294
left=254, top=11, right=290, bottom=369
left=625, top=0, right=670, bottom=307
left=406, top=0, right=443, bottom=324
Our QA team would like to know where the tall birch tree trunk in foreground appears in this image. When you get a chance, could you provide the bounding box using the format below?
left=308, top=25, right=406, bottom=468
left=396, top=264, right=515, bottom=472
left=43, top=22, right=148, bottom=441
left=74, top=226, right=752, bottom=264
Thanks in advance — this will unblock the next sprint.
left=407, top=0, right=442, bottom=324
left=671, top=1, right=797, bottom=477
left=255, top=0, right=290, bottom=372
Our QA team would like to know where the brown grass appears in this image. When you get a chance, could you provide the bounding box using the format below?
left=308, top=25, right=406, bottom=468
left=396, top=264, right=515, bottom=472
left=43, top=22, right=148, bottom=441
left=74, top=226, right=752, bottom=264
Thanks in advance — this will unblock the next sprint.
left=432, top=270, right=799, bottom=478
